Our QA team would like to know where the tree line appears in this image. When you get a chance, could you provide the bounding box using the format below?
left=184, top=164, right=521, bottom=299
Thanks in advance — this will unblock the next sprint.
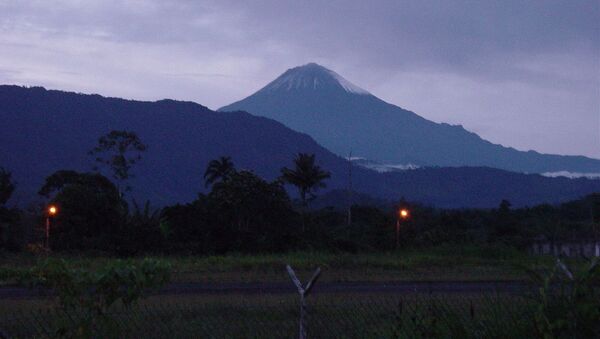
left=1, top=130, right=599, bottom=254
left=0, top=130, right=334, bottom=254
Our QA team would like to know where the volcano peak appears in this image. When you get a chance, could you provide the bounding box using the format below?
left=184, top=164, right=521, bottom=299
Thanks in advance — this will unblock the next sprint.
left=259, top=62, right=371, bottom=95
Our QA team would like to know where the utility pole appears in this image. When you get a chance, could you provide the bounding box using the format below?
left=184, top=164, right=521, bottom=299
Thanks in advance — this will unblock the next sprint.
left=347, top=151, right=352, bottom=227
left=45, top=205, right=57, bottom=250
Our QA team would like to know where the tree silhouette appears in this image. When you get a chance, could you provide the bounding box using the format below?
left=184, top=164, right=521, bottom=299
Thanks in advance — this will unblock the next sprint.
left=499, top=199, right=512, bottom=214
left=0, top=168, right=19, bottom=251
left=0, top=167, right=15, bottom=206
left=281, top=153, right=330, bottom=231
left=38, top=170, right=123, bottom=250
left=204, top=156, right=236, bottom=187
left=208, top=170, right=293, bottom=251
left=281, top=153, right=331, bottom=206
left=89, top=130, right=146, bottom=195
left=281, top=153, right=331, bottom=208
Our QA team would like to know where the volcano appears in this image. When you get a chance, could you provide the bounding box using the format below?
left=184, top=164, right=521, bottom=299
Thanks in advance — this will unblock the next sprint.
left=220, top=63, right=600, bottom=174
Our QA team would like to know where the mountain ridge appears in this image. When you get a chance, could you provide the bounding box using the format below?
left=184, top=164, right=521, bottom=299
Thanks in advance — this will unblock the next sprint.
left=220, top=63, right=600, bottom=174
left=1, top=84, right=599, bottom=208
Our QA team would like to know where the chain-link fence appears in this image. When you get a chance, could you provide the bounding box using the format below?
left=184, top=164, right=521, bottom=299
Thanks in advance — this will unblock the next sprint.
left=1, top=292, right=542, bottom=338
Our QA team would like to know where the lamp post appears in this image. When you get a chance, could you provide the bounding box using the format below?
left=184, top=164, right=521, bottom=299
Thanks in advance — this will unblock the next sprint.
left=396, top=208, right=409, bottom=249
left=46, top=205, right=58, bottom=249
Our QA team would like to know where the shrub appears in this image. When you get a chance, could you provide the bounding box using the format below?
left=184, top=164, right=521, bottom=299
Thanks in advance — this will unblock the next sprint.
left=528, top=258, right=600, bottom=338
left=18, top=258, right=171, bottom=337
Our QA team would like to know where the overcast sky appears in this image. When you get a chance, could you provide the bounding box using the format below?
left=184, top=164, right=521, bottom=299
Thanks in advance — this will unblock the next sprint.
left=1, top=0, right=599, bottom=158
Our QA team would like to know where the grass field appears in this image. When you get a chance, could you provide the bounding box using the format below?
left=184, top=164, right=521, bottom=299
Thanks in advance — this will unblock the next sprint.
left=0, top=245, right=560, bottom=285
left=0, top=292, right=536, bottom=338
left=1, top=246, right=593, bottom=338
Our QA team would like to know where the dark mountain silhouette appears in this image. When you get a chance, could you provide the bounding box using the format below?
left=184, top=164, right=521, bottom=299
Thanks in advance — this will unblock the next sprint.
left=220, top=63, right=600, bottom=174
left=1, top=85, right=599, bottom=208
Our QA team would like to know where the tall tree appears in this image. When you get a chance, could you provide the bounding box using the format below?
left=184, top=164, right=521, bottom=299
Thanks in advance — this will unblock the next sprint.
left=89, top=130, right=147, bottom=195
left=0, top=167, right=15, bottom=206
left=208, top=170, right=294, bottom=252
left=204, top=156, right=235, bottom=187
left=0, top=167, right=19, bottom=251
left=38, top=170, right=123, bottom=251
left=281, top=153, right=331, bottom=207
left=281, top=153, right=330, bottom=231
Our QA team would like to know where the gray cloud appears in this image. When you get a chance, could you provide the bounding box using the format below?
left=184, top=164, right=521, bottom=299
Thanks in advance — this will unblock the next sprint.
left=0, top=0, right=598, bottom=158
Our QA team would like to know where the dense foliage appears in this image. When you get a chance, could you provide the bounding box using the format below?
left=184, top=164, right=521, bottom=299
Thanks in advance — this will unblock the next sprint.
left=38, top=170, right=124, bottom=251
left=1, top=144, right=599, bottom=254
left=1, top=174, right=600, bottom=255
left=528, top=258, right=600, bottom=338
left=0, top=167, right=21, bottom=250
left=0, top=167, right=14, bottom=206
left=163, top=170, right=297, bottom=253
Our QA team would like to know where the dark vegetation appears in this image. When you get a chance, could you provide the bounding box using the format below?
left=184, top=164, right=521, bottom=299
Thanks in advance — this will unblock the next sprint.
left=0, top=167, right=22, bottom=251
left=0, top=128, right=599, bottom=255
left=1, top=130, right=599, bottom=338
left=3, top=169, right=599, bottom=255
left=12, top=258, right=171, bottom=337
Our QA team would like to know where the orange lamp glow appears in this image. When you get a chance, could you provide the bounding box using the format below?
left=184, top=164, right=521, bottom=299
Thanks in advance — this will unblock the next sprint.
left=48, top=205, right=58, bottom=216
left=399, top=209, right=409, bottom=219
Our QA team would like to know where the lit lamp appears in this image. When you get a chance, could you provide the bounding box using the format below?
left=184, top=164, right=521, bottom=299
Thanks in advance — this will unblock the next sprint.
left=46, top=205, right=58, bottom=249
left=396, top=208, right=410, bottom=248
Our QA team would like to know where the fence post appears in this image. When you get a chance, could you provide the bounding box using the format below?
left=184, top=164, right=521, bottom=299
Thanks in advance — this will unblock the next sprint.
left=286, top=265, right=321, bottom=339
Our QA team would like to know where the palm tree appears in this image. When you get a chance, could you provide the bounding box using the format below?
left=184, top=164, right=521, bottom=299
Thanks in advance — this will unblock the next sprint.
left=281, top=153, right=331, bottom=230
left=204, top=156, right=235, bottom=187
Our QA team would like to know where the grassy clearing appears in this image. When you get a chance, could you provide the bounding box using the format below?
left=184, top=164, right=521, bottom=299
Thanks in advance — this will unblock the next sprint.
left=0, top=247, right=594, bottom=337
left=0, top=245, right=563, bottom=285
left=0, top=292, right=534, bottom=338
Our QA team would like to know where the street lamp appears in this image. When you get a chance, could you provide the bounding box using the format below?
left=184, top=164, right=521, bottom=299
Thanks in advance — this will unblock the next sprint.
left=396, top=208, right=409, bottom=248
left=46, top=205, right=58, bottom=249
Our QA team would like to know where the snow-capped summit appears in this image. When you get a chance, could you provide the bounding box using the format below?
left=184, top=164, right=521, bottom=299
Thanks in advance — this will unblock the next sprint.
left=259, top=63, right=371, bottom=95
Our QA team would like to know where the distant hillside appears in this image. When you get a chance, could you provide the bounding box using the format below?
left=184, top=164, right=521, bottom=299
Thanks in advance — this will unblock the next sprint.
left=1, top=85, right=599, bottom=208
left=220, top=63, right=600, bottom=174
